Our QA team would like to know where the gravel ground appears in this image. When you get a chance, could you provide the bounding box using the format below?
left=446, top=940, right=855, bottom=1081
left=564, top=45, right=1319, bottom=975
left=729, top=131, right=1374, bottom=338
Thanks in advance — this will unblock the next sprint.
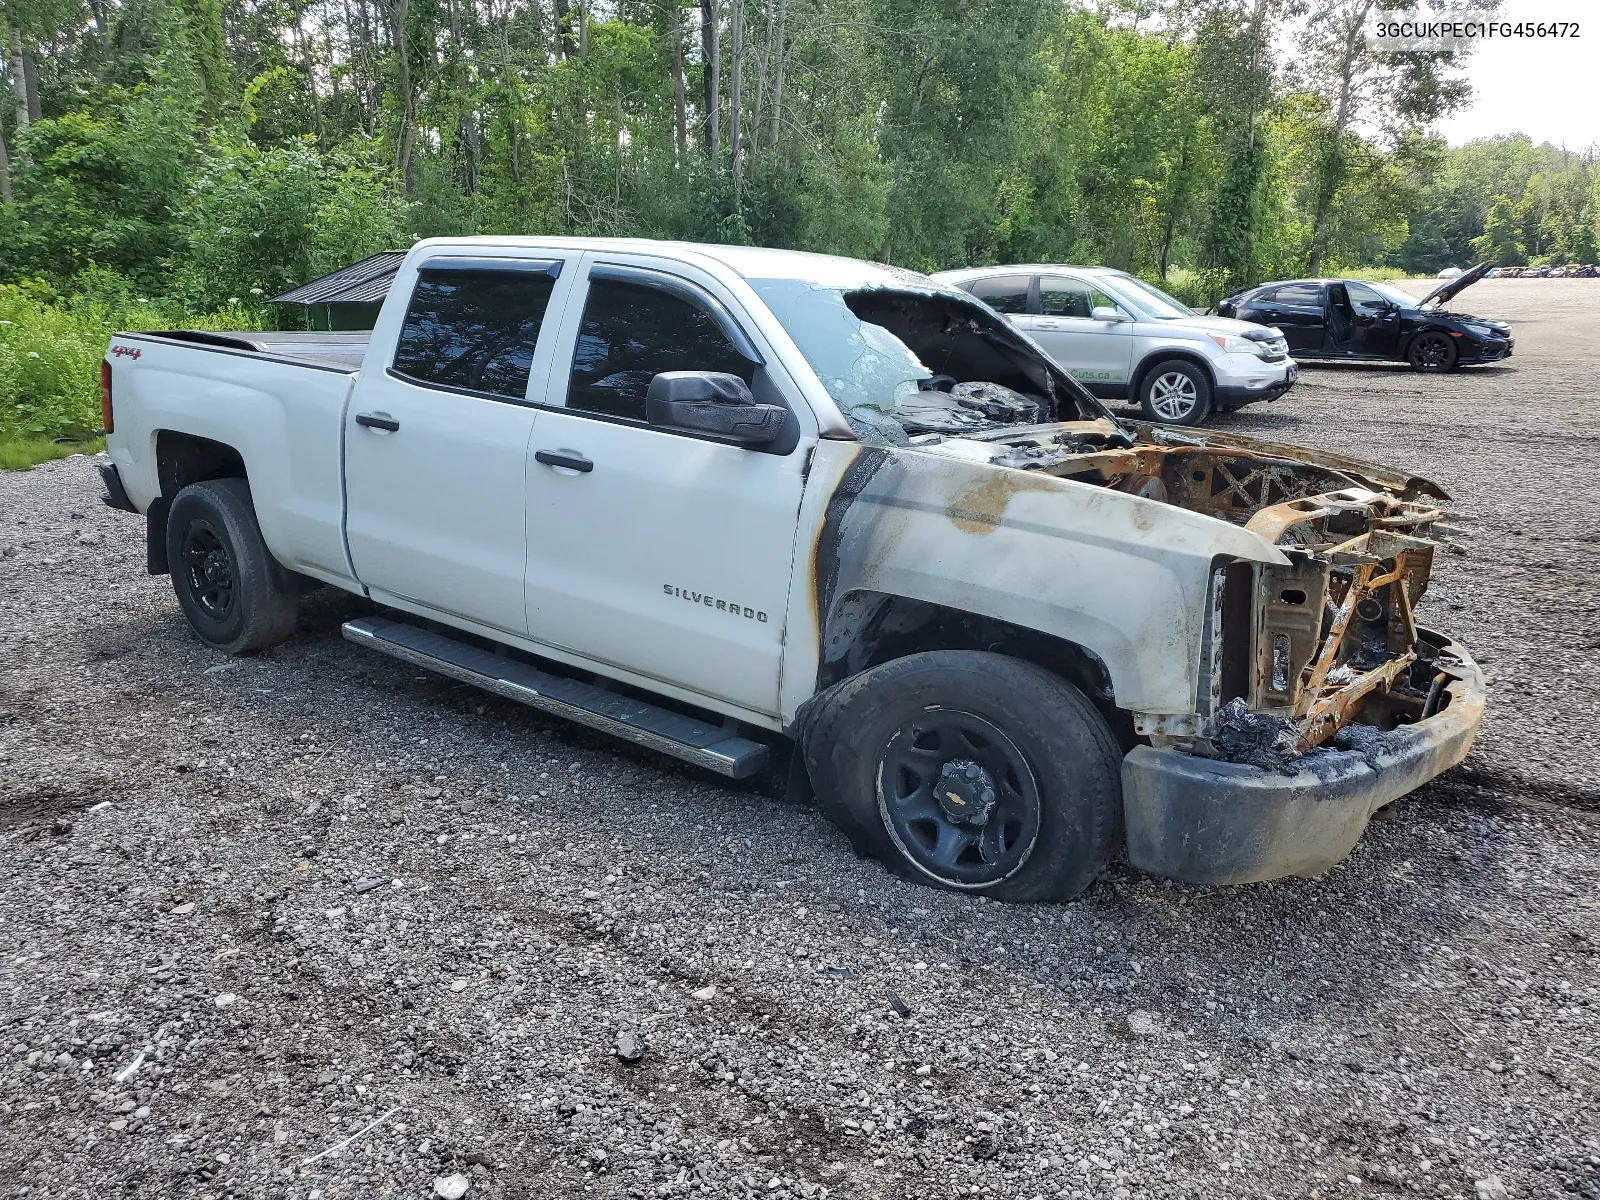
left=2, top=278, right=1597, bottom=1200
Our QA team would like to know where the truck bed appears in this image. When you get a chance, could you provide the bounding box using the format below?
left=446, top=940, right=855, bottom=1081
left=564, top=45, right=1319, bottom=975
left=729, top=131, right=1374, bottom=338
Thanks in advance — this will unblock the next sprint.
left=135, top=329, right=370, bottom=372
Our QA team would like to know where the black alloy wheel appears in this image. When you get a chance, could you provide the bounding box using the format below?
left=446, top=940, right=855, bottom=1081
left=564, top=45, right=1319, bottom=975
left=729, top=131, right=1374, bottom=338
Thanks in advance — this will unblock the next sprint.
left=181, top=519, right=236, bottom=620
left=1408, top=331, right=1458, bottom=372
left=877, top=709, right=1043, bottom=888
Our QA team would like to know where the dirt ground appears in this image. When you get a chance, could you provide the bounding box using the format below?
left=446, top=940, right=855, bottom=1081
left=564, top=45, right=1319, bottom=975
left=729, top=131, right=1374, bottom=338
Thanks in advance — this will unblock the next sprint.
left=1, top=278, right=1597, bottom=1200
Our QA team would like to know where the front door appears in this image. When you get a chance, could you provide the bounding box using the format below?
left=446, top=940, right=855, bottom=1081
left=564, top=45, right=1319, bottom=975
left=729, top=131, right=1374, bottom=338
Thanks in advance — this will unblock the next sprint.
left=1026, top=275, right=1134, bottom=397
left=521, top=256, right=809, bottom=716
left=343, top=255, right=574, bottom=637
left=1342, top=281, right=1403, bottom=357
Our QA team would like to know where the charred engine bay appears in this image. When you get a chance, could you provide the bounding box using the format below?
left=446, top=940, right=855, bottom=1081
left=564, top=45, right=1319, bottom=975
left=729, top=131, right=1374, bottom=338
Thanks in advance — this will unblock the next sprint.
left=927, top=421, right=1463, bottom=771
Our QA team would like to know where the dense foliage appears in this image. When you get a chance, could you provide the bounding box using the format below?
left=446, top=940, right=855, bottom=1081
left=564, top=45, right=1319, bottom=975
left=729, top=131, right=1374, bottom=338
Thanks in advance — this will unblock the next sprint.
left=0, top=0, right=1596, bottom=442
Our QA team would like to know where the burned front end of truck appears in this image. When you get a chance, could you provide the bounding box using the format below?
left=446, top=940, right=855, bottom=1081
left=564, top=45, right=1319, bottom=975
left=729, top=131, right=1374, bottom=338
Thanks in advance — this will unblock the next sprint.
left=1025, top=424, right=1488, bottom=885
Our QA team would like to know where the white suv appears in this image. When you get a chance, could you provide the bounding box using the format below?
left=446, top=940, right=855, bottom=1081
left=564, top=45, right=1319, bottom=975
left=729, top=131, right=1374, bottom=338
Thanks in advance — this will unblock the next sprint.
left=932, top=265, right=1297, bottom=425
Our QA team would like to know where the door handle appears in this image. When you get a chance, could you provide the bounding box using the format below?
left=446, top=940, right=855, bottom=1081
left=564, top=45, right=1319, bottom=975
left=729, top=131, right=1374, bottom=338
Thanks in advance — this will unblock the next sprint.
left=355, top=412, right=400, bottom=431
left=535, top=449, right=594, bottom=473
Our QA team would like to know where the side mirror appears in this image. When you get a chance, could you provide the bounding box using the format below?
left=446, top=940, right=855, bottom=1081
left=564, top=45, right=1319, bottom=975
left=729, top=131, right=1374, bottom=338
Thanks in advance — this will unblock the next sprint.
left=645, top=371, right=787, bottom=447
left=1091, top=306, right=1124, bottom=322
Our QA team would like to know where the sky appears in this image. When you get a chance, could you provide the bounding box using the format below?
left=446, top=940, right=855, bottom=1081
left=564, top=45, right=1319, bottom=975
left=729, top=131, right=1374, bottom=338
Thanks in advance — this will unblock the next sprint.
left=1434, top=0, right=1598, bottom=150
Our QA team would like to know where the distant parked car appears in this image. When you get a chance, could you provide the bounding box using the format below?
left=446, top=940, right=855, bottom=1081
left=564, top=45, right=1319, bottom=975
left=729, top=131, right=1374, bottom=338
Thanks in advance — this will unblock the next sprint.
left=1215, top=263, right=1511, bottom=372
left=1576, top=265, right=1598, bottom=278
left=1436, top=266, right=1464, bottom=279
left=931, top=265, right=1297, bottom=425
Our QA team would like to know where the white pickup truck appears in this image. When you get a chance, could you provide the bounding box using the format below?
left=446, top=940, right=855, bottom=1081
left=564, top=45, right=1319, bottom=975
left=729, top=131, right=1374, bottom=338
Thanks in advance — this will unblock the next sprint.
left=98, top=237, right=1485, bottom=902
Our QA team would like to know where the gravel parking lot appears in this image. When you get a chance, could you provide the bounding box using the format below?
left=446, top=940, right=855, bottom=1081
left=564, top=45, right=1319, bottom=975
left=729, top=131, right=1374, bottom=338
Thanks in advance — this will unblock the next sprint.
left=2, top=278, right=1597, bottom=1200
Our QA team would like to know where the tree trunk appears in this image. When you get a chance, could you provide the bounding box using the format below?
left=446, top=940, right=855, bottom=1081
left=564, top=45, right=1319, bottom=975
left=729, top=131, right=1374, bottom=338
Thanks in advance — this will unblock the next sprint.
left=554, top=0, right=577, bottom=58
left=295, top=2, right=323, bottom=143
left=1159, top=127, right=1191, bottom=280
left=7, top=23, right=29, bottom=153
left=384, top=0, right=417, bottom=191
left=768, top=0, right=784, bottom=149
left=1306, top=0, right=1374, bottom=275
left=0, top=120, right=12, bottom=204
left=20, top=44, right=37, bottom=121
left=700, top=0, right=719, bottom=161
left=673, top=4, right=688, bottom=160
left=728, top=0, right=743, bottom=175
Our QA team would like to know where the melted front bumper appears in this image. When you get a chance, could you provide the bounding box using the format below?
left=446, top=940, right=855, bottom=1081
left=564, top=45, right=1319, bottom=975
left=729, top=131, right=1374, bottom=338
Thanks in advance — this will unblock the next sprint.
left=1121, top=628, right=1484, bottom=885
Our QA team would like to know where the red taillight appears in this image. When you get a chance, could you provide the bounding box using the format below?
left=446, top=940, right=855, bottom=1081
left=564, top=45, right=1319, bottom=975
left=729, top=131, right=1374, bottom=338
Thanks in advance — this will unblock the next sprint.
left=100, top=361, right=114, bottom=435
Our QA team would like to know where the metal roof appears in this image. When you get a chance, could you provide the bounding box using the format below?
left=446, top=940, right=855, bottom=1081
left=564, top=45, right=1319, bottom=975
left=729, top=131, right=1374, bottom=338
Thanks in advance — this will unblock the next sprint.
left=270, top=250, right=406, bottom=306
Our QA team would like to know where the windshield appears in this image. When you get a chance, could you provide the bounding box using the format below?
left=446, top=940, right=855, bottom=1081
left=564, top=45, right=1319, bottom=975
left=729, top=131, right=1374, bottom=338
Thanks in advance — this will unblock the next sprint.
left=1100, top=275, right=1195, bottom=320
left=749, top=278, right=1115, bottom=442
left=1366, top=281, right=1421, bottom=308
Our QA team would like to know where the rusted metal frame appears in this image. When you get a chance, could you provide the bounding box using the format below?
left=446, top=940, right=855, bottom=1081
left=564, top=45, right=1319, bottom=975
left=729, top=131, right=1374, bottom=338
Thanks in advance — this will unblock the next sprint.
left=1373, top=507, right=1446, bottom=528
left=1299, top=651, right=1417, bottom=748
left=1388, top=552, right=1420, bottom=652
left=1298, top=561, right=1372, bottom=711
left=1212, top=458, right=1274, bottom=511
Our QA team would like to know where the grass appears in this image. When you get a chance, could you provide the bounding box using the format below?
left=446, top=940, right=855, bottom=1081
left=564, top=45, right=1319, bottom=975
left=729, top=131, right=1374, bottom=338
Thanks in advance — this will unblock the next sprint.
left=0, top=435, right=105, bottom=471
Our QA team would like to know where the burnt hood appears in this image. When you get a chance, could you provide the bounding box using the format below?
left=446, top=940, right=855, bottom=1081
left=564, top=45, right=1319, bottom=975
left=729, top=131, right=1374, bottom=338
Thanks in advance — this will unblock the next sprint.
left=1419, top=261, right=1491, bottom=308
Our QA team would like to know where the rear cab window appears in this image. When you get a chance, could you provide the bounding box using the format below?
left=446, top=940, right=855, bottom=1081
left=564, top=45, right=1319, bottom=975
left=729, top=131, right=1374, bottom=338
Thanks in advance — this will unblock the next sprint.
left=391, top=264, right=560, bottom=401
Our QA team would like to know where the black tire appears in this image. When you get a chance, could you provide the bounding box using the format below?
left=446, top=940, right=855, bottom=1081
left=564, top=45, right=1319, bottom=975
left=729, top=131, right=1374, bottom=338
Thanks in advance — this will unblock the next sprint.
left=1137, top=359, right=1212, bottom=425
left=165, top=477, right=300, bottom=655
left=1407, top=330, right=1458, bottom=372
left=801, top=651, right=1123, bottom=903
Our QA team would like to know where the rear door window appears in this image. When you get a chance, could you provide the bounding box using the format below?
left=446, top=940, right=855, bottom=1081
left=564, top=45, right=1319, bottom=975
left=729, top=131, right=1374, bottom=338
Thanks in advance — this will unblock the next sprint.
left=965, top=275, right=1032, bottom=315
left=565, top=276, right=754, bottom=422
left=391, top=266, right=559, bottom=400
left=1273, top=283, right=1324, bottom=309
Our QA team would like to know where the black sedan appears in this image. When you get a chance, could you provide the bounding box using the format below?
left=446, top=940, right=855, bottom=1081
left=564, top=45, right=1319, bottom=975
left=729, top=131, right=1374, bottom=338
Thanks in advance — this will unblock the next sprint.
left=1215, top=263, right=1513, bottom=372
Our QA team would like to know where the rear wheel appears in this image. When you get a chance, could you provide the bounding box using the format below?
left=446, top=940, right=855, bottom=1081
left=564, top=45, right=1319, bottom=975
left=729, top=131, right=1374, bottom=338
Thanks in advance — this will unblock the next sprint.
left=166, top=478, right=300, bottom=655
left=1138, top=359, right=1212, bottom=425
left=1408, top=331, right=1458, bottom=372
left=801, top=651, right=1123, bottom=902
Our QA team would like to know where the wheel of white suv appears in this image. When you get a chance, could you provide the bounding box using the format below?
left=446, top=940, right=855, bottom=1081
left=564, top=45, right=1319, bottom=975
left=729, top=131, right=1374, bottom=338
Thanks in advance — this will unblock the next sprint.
left=1138, top=359, right=1212, bottom=425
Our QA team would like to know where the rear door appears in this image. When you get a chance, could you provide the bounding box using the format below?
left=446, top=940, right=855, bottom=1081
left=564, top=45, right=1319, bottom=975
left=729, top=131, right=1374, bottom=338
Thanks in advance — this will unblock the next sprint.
left=1028, top=275, right=1134, bottom=396
left=519, top=254, right=811, bottom=716
left=1258, top=283, right=1326, bottom=353
left=342, top=254, right=576, bottom=636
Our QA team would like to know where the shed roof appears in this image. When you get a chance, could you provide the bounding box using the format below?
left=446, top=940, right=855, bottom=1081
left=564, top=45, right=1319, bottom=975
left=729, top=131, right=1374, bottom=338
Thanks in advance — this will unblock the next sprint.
left=270, top=251, right=406, bottom=306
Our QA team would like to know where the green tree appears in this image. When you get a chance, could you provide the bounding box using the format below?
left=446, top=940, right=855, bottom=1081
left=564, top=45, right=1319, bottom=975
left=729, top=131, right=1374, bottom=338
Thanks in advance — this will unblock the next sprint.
left=1471, top=195, right=1524, bottom=265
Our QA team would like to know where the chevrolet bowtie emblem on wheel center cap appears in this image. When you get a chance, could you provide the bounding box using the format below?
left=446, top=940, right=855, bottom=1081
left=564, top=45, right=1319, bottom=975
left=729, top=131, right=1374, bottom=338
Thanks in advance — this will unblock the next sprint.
left=936, top=759, right=998, bottom=826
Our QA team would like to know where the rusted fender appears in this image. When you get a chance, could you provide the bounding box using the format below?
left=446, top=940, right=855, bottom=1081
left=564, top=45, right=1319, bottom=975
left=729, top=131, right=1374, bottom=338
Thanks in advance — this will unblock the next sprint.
left=780, top=440, right=1291, bottom=725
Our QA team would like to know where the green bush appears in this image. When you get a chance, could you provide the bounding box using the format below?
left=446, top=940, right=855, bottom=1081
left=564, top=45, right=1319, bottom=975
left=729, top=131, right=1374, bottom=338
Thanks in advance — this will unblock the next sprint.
left=0, top=278, right=260, bottom=440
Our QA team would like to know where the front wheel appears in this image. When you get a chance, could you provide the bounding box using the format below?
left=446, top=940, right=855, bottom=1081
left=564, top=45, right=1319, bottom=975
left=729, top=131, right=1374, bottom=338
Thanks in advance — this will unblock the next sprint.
left=1138, top=359, right=1213, bottom=425
left=801, top=651, right=1123, bottom=902
left=1408, top=330, right=1458, bottom=372
left=166, top=477, right=300, bottom=655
